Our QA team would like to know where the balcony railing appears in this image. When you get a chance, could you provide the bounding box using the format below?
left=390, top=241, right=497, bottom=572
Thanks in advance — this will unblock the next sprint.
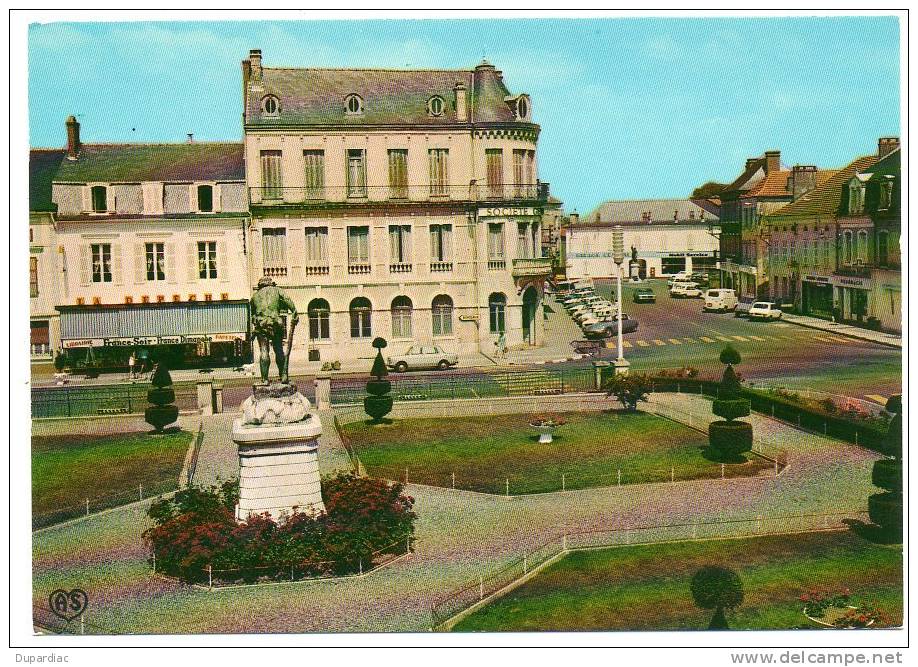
left=348, top=263, right=371, bottom=275
left=430, top=261, right=453, bottom=272
left=263, top=266, right=287, bottom=278
left=511, top=257, right=553, bottom=279
left=389, top=262, right=412, bottom=274
left=249, top=182, right=549, bottom=207
left=303, top=264, right=329, bottom=276
left=487, top=259, right=507, bottom=271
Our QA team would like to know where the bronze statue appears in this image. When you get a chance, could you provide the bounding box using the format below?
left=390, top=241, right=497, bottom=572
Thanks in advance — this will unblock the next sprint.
left=251, top=276, right=299, bottom=383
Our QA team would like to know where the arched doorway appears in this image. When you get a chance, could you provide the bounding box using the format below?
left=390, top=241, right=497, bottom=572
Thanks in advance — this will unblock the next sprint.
left=522, top=286, right=539, bottom=345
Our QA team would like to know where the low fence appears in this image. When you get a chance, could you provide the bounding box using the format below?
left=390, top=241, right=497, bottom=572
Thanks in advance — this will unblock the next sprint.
left=33, top=603, right=122, bottom=636
left=32, top=478, right=180, bottom=530
left=31, top=384, right=197, bottom=419
left=430, top=509, right=871, bottom=630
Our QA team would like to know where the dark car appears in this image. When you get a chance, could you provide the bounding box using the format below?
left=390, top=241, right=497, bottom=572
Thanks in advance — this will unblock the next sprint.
left=582, top=315, right=639, bottom=339
left=632, top=287, right=656, bottom=303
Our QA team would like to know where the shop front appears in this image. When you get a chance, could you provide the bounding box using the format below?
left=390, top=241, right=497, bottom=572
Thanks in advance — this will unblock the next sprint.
left=831, top=274, right=872, bottom=325
left=57, top=301, right=251, bottom=372
left=801, top=274, right=834, bottom=320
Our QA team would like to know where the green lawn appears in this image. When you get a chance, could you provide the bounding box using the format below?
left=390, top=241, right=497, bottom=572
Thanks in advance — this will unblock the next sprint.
left=454, top=530, right=903, bottom=631
left=340, top=410, right=771, bottom=494
left=32, top=430, right=193, bottom=524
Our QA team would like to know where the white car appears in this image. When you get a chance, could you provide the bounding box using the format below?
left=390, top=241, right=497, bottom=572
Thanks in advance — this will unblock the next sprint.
left=747, top=302, right=783, bottom=321
left=671, top=283, right=703, bottom=298
left=667, top=272, right=691, bottom=287
left=703, top=289, right=738, bottom=312
left=387, top=345, right=459, bottom=372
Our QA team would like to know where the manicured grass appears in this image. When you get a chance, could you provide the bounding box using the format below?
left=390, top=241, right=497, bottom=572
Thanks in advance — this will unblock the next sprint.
left=32, top=430, right=193, bottom=521
left=340, top=410, right=770, bottom=494
left=454, top=530, right=903, bottom=631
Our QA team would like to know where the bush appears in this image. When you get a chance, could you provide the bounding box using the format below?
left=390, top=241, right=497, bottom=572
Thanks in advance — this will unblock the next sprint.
left=719, top=345, right=741, bottom=367
left=868, top=493, right=902, bottom=540
left=708, top=421, right=752, bottom=461
left=712, top=398, right=750, bottom=422
left=603, top=373, right=653, bottom=411
left=872, top=459, right=901, bottom=493
left=364, top=338, right=392, bottom=423
left=146, top=363, right=178, bottom=433
left=143, top=474, right=416, bottom=584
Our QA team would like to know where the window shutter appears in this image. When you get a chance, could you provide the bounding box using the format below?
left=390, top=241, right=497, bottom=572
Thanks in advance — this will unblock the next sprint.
left=166, top=243, right=177, bottom=283
left=218, top=240, right=229, bottom=282
left=187, top=242, right=198, bottom=281
left=81, top=187, right=91, bottom=213
left=79, top=245, right=91, bottom=285
left=111, top=243, right=123, bottom=285
left=134, top=244, right=146, bottom=283
left=443, top=226, right=452, bottom=260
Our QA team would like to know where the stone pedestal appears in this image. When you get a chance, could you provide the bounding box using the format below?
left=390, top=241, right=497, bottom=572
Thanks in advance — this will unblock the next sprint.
left=232, top=383, right=325, bottom=521
left=613, top=358, right=631, bottom=376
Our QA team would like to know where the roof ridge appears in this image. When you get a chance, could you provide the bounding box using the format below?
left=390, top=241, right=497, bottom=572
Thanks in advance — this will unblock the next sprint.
left=264, top=66, right=471, bottom=73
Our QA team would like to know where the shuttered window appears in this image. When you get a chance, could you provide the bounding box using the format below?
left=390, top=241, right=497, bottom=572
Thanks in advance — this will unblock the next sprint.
left=303, top=150, right=325, bottom=200
left=198, top=241, right=217, bottom=279
left=429, top=149, right=449, bottom=196
left=486, top=149, right=503, bottom=198
left=305, top=227, right=328, bottom=263
left=262, top=228, right=287, bottom=269
left=146, top=242, right=166, bottom=281
left=429, top=224, right=452, bottom=262
left=347, top=149, right=367, bottom=197
left=389, top=225, right=411, bottom=264
left=347, top=226, right=370, bottom=264
left=30, top=256, right=38, bottom=297
left=260, top=150, right=283, bottom=199
left=488, top=223, right=505, bottom=259
left=91, top=243, right=112, bottom=283
left=388, top=150, right=408, bottom=199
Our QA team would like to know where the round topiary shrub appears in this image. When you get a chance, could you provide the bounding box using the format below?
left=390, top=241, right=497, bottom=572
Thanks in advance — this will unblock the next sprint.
left=364, top=394, right=394, bottom=422
left=712, top=398, right=750, bottom=422
left=708, top=421, right=753, bottom=462
left=366, top=379, right=391, bottom=396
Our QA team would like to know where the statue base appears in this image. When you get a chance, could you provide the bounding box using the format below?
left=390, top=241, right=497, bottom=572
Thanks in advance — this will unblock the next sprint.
left=232, top=384, right=325, bottom=521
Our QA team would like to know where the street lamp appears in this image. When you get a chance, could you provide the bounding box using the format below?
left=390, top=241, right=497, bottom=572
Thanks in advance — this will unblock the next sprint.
left=611, top=226, right=630, bottom=376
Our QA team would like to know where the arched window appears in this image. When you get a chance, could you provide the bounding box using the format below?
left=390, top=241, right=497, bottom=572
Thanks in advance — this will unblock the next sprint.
left=391, top=296, right=413, bottom=339
left=857, top=230, right=869, bottom=263
left=261, top=95, right=280, bottom=115
left=344, top=94, right=363, bottom=115
left=432, top=294, right=453, bottom=336
left=877, top=230, right=889, bottom=266
left=308, top=298, right=330, bottom=340
left=488, top=292, right=506, bottom=334
left=843, top=231, right=854, bottom=264
left=349, top=297, right=372, bottom=338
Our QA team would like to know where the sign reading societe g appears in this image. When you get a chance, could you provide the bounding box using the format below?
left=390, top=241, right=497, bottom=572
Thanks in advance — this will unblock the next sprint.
left=478, top=207, right=540, bottom=217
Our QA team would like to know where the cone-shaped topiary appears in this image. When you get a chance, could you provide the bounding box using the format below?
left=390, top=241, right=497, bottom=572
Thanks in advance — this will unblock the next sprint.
left=868, top=394, right=902, bottom=541
left=709, top=345, right=752, bottom=462
left=145, top=362, right=179, bottom=433
left=364, top=337, right=393, bottom=423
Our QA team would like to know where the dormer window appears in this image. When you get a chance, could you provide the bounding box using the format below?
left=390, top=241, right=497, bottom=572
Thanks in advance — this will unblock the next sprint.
left=90, top=185, right=108, bottom=213
left=878, top=179, right=893, bottom=210
left=345, top=94, right=363, bottom=115
left=427, top=96, right=445, bottom=117
left=848, top=179, right=865, bottom=215
left=261, top=95, right=280, bottom=116
left=197, top=184, right=214, bottom=212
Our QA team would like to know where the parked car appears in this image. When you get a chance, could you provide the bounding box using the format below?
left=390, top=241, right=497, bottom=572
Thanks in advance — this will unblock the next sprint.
left=632, top=287, right=656, bottom=303
left=733, top=296, right=757, bottom=318
left=671, top=282, right=703, bottom=298
left=582, top=315, right=639, bottom=339
left=387, top=345, right=458, bottom=372
left=748, top=302, right=783, bottom=321
left=667, top=271, right=690, bottom=287
left=690, top=272, right=710, bottom=287
left=703, top=289, right=738, bottom=312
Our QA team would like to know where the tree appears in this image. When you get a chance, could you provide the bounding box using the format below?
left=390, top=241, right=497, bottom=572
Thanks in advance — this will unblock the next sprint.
left=868, top=394, right=902, bottom=541
left=709, top=346, right=752, bottom=461
left=364, top=337, right=393, bottom=423
left=603, top=372, right=653, bottom=411
left=690, top=181, right=728, bottom=200
left=145, top=362, right=179, bottom=433
left=691, top=566, right=744, bottom=630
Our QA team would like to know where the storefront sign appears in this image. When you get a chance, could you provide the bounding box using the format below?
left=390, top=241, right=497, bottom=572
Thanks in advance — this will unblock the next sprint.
left=803, top=274, right=831, bottom=284
left=61, top=333, right=246, bottom=349
left=831, top=276, right=872, bottom=290
left=666, top=252, right=715, bottom=258
left=478, top=207, right=540, bottom=217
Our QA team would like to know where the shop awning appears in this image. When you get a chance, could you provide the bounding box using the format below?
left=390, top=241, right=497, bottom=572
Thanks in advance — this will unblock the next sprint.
left=58, top=301, right=249, bottom=348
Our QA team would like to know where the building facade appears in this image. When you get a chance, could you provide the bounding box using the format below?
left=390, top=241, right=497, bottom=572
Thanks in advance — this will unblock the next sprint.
left=32, top=118, right=252, bottom=370
left=763, top=138, right=900, bottom=333
left=565, top=199, right=719, bottom=280
left=242, top=51, right=552, bottom=363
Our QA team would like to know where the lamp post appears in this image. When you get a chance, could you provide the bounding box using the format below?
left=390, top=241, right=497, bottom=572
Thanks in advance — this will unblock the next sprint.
left=611, top=226, right=630, bottom=376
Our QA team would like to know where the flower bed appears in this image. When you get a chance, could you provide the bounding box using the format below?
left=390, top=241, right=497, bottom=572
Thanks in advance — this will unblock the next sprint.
left=801, top=588, right=890, bottom=628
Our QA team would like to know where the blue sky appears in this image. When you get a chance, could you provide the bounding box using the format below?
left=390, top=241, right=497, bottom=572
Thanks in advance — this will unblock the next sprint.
left=28, top=17, right=900, bottom=214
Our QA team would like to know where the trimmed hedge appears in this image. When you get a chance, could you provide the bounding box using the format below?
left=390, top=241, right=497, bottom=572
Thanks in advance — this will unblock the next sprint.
left=708, top=420, right=753, bottom=461
left=872, top=459, right=902, bottom=493
left=712, top=398, right=750, bottom=421
left=868, top=492, right=902, bottom=539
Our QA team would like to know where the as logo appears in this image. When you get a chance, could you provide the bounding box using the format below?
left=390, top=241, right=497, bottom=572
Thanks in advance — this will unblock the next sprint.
left=48, top=589, right=88, bottom=621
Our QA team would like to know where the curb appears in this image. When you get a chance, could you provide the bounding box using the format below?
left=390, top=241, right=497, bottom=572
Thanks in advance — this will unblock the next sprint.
left=782, top=317, right=901, bottom=349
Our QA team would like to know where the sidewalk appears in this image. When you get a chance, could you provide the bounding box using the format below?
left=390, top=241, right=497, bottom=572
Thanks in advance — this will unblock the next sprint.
left=781, top=312, right=902, bottom=348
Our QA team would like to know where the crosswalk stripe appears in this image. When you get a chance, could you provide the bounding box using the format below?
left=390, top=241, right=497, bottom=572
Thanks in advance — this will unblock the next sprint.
left=653, top=339, right=666, bottom=346
left=623, top=341, right=632, bottom=348
left=637, top=340, right=650, bottom=347
left=668, top=338, right=683, bottom=345
left=732, top=335, right=749, bottom=342
left=749, top=335, right=767, bottom=342
left=700, top=336, right=716, bottom=343
left=865, top=394, right=887, bottom=404
left=825, top=335, right=850, bottom=343
left=605, top=341, right=615, bottom=348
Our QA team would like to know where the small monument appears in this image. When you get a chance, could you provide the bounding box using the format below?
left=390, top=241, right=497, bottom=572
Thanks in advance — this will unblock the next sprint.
left=232, top=277, right=325, bottom=521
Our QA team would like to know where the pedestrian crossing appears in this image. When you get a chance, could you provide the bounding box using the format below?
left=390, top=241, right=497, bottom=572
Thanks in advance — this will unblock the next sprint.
left=598, top=332, right=861, bottom=350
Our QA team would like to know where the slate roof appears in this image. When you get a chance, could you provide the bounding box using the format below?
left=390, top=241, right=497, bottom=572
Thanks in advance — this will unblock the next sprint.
left=48, top=143, right=245, bottom=183
left=245, top=64, right=528, bottom=127
left=765, top=155, right=879, bottom=218
left=584, top=199, right=718, bottom=225
left=29, top=149, right=67, bottom=211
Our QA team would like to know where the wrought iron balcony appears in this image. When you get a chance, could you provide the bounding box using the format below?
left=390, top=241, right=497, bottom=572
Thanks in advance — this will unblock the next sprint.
left=511, top=257, right=553, bottom=279
left=249, top=182, right=549, bottom=207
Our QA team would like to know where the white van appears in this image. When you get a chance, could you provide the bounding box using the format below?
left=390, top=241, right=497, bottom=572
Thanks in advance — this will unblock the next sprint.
left=703, top=289, right=739, bottom=312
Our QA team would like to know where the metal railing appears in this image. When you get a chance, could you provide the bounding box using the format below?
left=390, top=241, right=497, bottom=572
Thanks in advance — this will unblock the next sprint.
left=249, top=183, right=549, bottom=206
left=31, top=385, right=197, bottom=418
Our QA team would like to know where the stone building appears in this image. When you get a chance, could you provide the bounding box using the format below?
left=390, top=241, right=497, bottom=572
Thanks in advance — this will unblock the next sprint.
left=763, top=138, right=900, bottom=332
left=32, top=117, right=252, bottom=370
left=241, top=50, right=552, bottom=364
left=565, top=199, right=719, bottom=280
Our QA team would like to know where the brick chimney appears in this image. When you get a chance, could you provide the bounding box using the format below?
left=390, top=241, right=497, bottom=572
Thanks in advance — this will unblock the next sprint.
left=764, top=150, right=781, bottom=173
left=790, top=165, right=817, bottom=200
left=66, top=115, right=80, bottom=160
left=745, top=158, right=758, bottom=171
left=878, top=137, right=900, bottom=158
left=249, top=49, right=262, bottom=81
left=454, top=82, right=468, bottom=122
